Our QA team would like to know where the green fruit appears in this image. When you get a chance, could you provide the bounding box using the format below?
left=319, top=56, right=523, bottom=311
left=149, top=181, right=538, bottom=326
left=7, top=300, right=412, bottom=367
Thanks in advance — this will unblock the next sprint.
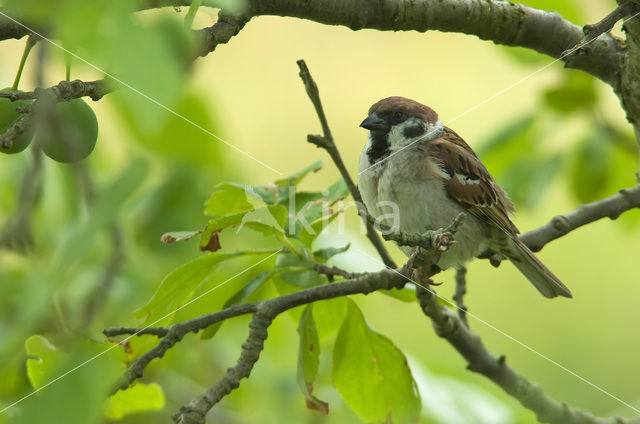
left=0, top=87, right=34, bottom=154
left=37, top=98, right=98, bottom=163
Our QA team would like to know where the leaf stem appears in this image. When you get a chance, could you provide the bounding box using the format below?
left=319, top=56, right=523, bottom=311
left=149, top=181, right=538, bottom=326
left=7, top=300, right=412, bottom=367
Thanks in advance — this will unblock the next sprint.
left=12, top=35, right=37, bottom=90
left=277, top=234, right=303, bottom=258
left=65, top=55, right=71, bottom=81
left=184, top=0, right=202, bottom=28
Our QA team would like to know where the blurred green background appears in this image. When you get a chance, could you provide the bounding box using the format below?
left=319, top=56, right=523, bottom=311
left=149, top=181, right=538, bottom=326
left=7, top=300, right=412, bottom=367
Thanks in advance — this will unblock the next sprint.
left=1, top=0, right=639, bottom=423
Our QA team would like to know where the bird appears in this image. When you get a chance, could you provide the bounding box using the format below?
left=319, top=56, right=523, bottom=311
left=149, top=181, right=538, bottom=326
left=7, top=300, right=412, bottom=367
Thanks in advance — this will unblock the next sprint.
left=357, top=96, right=572, bottom=298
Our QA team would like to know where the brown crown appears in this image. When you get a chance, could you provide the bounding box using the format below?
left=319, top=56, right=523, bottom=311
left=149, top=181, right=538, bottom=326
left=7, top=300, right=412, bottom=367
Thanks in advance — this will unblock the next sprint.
left=368, top=96, right=439, bottom=124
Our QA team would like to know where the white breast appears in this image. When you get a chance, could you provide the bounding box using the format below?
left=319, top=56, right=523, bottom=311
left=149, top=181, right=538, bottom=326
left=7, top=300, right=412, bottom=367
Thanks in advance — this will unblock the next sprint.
left=358, top=139, right=488, bottom=270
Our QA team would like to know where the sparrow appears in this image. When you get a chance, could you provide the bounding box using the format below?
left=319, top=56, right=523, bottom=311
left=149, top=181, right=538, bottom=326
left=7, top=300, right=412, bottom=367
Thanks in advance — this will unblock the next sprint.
left=358, top=96, right=572, bottom=298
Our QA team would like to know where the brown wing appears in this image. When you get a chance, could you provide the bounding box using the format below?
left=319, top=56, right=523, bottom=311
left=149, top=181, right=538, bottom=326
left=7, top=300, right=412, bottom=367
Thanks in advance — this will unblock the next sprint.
left=428, top=127, right=519, bottom=235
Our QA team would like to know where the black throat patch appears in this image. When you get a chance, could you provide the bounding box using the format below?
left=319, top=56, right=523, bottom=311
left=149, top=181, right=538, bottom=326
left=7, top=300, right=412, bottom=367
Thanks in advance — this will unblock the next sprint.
left=367, top=131, right=391, bottom=164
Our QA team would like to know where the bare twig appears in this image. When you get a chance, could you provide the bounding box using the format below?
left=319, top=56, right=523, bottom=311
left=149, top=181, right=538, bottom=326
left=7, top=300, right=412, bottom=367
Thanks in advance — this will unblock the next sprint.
left=314, top=263, right=356, bottom=280
left=195, top=12, right=250, bottom=58
left=297, top=59, right=397, bottom=269
left=583, top=1, right=638, bottom=42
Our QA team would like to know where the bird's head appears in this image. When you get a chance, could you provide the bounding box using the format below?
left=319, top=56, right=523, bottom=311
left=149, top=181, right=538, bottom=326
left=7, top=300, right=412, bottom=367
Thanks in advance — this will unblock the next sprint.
left=360, top=97, right=443, bottom=154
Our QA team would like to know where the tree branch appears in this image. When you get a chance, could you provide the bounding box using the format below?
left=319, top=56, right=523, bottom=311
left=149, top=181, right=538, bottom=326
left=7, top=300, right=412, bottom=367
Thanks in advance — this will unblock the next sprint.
left=415, top=285, right=640, bottom=424
left=520, top=185, right=640, bottom=252
left=453, top=266, right=468, bottom=326
left=104, top=268, right=408, bottom=392
left=0, top=80, right=109, bottom=150
left=252, top=0, right=623, bottom=87
left=297, top=59, right=397, bottom=269
left=583, top=1, right=638, bottom=42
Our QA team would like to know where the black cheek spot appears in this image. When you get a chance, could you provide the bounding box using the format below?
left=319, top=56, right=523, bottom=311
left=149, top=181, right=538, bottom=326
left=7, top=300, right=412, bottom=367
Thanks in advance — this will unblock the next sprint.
left=403, top=125, right=425, bottom=138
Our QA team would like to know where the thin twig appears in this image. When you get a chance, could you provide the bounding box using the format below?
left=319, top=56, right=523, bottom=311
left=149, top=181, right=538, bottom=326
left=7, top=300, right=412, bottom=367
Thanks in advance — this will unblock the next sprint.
left=296, top=59, right=397, bottom=269
left=583, top=1, right=638, bottom=42
left=453, top=266, right=468, bottom=327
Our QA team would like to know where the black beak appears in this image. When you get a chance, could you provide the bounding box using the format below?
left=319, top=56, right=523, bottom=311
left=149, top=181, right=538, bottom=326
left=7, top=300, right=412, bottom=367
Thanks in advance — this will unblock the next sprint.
left=360, top=113, right=389, bottom=131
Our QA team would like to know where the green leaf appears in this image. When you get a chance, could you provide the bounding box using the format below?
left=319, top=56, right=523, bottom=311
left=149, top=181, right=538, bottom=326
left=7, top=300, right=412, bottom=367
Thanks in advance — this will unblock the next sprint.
left=25, top=335, right=64, bottom=390
left=543, top=70, right=597, bottom=114
left=204, top=183, right=260, bottom=216
left=296, top=305, right=328, bottom=414
left=133, top=251, right=265, bottom=325
left=200, top=204, right=288, bottom=250
left=379, top=286, right=416, bottom=303
left=275, top=249, right=326, bottom=288
left=333, top=300, right=421, bottom=424
left=288, top=179, right=349, bottom=237
left=570, top=129, right=611, bottom=203
left=313, top=243, right=350, bottom=262
left=200, top=270, right=275, bottom=340
left=274, top=160, right=323, bottom=187
left=299, top=208, right=343, bottom=248
left=17, top=338, right=122, bottom=424
left=476, top=114, right=535, bottom=157
left=250, top=160, right=323, bottom=205
left=135, top=92, right=224, bottom=167
left=241, top=204, right=288, bottom=235
left=104, top=383, right=165, bottom=420
left=312, top=297, right=348, bottom=340
left=500, top=154, right=563, bottom=208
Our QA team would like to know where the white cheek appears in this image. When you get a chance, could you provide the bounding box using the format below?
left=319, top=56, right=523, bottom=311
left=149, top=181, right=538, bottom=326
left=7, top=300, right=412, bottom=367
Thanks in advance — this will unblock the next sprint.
left=387, top=118, right=444, bottom=152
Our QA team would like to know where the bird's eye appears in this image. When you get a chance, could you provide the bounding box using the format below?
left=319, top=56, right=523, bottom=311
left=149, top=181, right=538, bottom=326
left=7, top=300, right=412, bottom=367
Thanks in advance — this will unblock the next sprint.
left=393, top=111, right=404, bottom=120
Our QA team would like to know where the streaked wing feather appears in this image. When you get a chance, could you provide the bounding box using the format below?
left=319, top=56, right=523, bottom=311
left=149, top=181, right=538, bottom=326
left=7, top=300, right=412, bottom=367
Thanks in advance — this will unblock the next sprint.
left=428, top=127, right=519, bottom=235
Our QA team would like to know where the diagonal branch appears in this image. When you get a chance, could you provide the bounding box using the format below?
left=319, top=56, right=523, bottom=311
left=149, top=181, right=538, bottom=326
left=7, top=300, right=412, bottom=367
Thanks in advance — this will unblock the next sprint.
left=415, top=285, right=640, bottom=424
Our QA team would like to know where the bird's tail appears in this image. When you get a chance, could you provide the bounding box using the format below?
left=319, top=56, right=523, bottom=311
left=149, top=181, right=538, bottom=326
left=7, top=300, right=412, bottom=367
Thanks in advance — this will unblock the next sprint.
left=504, top=237, right=572, bottom=299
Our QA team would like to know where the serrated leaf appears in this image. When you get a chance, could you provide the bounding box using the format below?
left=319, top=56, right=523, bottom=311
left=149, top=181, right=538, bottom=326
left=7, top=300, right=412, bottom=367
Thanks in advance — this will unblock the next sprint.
left=296, top=305, right=328, bottom=414
left=313, top=243, right=350, bottom=262
left=133, top=251, right=266, bottom=325
left=25, top=335, right=64, bottom=390
left=333, top=300, right=421, bottom=424
left=104, top=383, right=165, bottom=420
